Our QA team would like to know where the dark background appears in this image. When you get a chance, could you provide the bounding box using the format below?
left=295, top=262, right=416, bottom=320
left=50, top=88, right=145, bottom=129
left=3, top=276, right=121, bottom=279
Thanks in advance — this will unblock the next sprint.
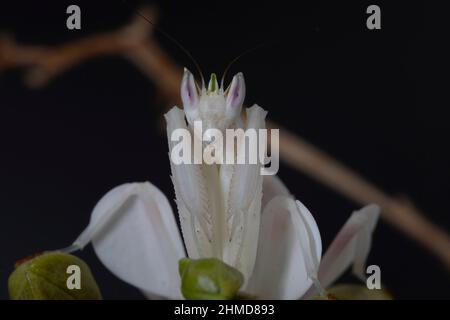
left=1, top=0, right=449, bottom=299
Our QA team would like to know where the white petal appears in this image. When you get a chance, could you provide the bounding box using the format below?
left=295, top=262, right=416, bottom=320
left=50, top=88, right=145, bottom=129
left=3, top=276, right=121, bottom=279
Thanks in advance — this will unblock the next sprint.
left=315, top=204, right=380, bottom=290
left=246, top=196, right=322, bottom=299
left=71, top=182, right=185, bottom=299
left=222, top=105, right=266, bottom=283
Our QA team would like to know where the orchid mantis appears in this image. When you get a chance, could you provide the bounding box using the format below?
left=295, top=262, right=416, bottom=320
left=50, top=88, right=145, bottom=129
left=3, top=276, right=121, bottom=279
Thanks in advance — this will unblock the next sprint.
left=65, top=68, right=380, bottom=299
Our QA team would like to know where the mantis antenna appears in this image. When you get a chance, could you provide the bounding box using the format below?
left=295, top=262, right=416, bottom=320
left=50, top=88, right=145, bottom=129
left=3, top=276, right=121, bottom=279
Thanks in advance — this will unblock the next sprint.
left=122, top=1, right=205, bottom=89
left=221, top=43, right=266, bottom=92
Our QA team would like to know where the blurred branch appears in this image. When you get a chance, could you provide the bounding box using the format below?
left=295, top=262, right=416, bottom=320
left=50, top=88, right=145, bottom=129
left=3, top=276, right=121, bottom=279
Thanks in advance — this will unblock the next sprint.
left=271, top=122, right=450, bottom=269
left=1, top=6, right=450, bottom=270
left=0, top=7, right=157, bottom=88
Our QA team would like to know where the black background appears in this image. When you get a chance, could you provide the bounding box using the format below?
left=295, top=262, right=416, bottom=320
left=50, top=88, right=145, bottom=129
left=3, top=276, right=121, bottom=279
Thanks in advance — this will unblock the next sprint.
left=1, top=0, right=449, bottom=299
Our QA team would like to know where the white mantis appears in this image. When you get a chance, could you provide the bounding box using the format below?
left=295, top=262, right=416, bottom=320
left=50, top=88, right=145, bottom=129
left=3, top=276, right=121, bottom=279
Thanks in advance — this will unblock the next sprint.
left=64, top=68, right=380, bottom=299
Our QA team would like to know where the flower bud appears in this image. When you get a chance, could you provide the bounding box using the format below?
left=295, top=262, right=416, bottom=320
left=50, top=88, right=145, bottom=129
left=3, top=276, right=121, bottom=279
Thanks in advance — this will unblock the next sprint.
left=179, top=257, right=244, bottom=300
left=8, top=252, right=102, bottom=300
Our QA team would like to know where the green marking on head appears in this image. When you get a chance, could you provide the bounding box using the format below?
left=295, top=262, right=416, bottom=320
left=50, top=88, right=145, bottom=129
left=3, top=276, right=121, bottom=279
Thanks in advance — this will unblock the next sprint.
left=208, top=73, right=218, bottom=93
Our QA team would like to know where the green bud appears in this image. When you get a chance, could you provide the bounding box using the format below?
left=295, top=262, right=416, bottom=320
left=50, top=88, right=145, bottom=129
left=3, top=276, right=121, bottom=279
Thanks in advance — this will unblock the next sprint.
left=8, top=252, right=102, bottom=300
left=311, top=284, right=392, bottom=300
left=179, top=257, right=244, bottom=300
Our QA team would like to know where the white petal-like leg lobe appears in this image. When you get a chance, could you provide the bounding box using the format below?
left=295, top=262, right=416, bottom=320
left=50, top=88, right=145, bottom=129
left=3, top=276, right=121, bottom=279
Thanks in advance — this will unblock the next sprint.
left=74, top=182, right=185, bottom=299
left=246, top=196, right=322, bottom=299
left=165, top=107, right=215, bottom=259
left=230, top=173, right=263, bottom=286
left=315, top=204, right=380, bottom=291
left=222, top=105, right=266, bottom=283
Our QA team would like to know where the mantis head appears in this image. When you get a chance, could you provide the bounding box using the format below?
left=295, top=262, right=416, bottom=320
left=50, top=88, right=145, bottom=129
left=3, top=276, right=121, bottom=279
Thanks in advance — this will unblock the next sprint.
left=180, top=68, right=246, bottom=134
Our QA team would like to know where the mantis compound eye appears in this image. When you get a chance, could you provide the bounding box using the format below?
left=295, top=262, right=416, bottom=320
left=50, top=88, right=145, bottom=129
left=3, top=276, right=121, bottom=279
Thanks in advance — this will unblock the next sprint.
left=181, top=68, right=200, bottom=123
left=225, top=72, right=245, bottom=121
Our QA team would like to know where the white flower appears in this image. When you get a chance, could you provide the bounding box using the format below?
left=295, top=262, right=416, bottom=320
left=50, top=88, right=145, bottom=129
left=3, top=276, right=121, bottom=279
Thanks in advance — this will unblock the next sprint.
left=67, top=70, right=380, bottom=299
